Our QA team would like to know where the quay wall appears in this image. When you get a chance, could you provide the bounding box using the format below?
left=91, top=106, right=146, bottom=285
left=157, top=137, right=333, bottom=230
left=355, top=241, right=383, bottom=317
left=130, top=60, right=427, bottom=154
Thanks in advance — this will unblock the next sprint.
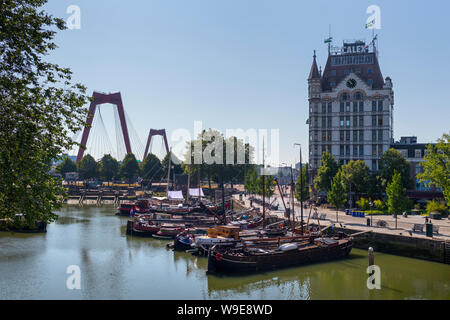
left=333, top=227, right=449, bottom=265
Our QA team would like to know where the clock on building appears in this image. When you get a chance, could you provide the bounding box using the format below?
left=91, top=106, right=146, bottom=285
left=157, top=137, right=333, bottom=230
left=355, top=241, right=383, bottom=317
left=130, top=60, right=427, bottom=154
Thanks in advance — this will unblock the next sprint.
left=346, top=78, right=357, bottom=88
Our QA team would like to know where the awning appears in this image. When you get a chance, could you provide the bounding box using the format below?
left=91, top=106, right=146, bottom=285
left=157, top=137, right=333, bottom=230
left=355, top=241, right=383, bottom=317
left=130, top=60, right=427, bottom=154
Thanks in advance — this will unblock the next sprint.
left=189, top=188, right=205, bottom=197
left=168, top=190, right=184, bottom=200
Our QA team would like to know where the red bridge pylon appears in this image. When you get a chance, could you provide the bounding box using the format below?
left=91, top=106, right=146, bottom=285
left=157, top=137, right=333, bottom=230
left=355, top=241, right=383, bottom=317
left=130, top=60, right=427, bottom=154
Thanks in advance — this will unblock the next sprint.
left=76, top=92, right=132, bottom=163
left=143, top=129, right=169, bottom=160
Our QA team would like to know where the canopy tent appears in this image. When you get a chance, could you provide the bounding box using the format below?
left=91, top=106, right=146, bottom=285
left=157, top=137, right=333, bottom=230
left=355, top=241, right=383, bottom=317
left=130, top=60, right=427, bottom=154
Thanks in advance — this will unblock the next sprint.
left=167, top=190, right=184, bottom=201
left=189, top=188, right=205, bottom=197
left=152, top=196, right=167, bottom=201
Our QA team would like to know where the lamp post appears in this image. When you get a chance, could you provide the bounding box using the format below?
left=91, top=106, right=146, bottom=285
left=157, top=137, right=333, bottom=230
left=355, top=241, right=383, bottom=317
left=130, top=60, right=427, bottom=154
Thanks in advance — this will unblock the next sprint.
left=369, top=201, right=373, bottom=227
left=294, top=143, right=304, bottom=235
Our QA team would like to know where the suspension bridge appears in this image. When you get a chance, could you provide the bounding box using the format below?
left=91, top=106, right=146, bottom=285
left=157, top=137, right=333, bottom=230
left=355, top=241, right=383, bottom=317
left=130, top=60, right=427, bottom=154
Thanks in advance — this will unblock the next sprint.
left=71, top=91, right=170, bottom=163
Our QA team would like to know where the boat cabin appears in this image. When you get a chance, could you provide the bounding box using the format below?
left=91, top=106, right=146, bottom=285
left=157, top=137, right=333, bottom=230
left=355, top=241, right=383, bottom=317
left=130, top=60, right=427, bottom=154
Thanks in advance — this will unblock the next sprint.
left=206, top=226, right=240, bottom=240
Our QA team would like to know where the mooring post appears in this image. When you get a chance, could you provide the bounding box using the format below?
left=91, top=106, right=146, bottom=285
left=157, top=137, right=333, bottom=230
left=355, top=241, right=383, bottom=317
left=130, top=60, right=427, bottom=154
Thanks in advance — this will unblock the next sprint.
left=368, top=247, right=374, bottom=266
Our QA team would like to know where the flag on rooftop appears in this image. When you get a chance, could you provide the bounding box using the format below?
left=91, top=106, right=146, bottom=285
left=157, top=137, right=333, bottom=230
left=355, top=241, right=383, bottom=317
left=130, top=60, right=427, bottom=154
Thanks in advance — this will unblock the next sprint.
left=324, top=37, right=333, bottom=44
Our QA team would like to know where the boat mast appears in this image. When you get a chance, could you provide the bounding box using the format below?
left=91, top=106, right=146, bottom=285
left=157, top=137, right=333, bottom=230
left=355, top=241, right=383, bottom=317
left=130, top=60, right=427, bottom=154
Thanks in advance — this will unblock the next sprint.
left=290, top=165, right=295, bottom=233
left=197, top=164, right=201, bottom=203
left=166, top=147, right=172, bottom=195
left=262, top=138, right=265, bottom=228
left=186, top=164, right=191, bottom=203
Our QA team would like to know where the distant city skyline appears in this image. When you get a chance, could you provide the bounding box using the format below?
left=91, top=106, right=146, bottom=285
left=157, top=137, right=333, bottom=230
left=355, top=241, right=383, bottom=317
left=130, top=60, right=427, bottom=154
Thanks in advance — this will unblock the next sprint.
left=45, top=0, right=450, bottom=166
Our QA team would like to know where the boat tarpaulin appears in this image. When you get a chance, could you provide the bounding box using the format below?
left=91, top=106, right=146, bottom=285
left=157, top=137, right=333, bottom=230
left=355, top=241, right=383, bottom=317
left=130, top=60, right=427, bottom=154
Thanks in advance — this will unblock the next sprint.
left=167, top=190, right=184, bottom=200
left=189, top=188, right=205, bottom=197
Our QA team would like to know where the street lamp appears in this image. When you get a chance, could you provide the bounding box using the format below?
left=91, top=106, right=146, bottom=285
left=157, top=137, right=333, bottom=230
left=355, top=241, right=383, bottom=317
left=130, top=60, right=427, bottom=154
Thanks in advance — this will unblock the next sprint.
left=294, top=143, right=304, bottom=235
left=369, top=201, right=373, bottom=227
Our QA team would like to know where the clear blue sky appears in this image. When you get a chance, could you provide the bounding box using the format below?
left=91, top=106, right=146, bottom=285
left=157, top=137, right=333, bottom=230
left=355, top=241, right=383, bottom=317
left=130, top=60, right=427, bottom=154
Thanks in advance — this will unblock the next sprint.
left=45, top=0, right=450, bottom=165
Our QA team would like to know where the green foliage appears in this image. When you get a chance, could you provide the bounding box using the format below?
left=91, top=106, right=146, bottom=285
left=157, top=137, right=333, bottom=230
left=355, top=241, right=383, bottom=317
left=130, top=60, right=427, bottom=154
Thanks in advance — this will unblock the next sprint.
left=296, top=163, right=310, bottom=201
left=426, top=200, right=448, bottom=215
left=120, top=153, right=140, bottom=182
left=417, top=133, right=450, bottom=205
left=340, top=160, right=370, bottom=196
left=244, top=166, right=258, bottom=194
left=254, top=174, right=275, bottom=198
left=327, top=170, right=347, bottom=210
left=77, top=155, right=98, bottom=180
left=0, top=0, right=88, bottom=225
left=313, top=151, right=338, bottom=192
left=98, top=154, right=119, bottom=181
left=56, top=157, right=77, bottom=177
left=366, top=173, right=384, bottom=200
left=356, top=197, right=370, bottom=211
left=386, top=171, right=406, bottom=215
left=374, top=199, right=385, bottom=211
left=379, top=148, right=413, bottom=190
left=141, top=153, right=162, bottom=182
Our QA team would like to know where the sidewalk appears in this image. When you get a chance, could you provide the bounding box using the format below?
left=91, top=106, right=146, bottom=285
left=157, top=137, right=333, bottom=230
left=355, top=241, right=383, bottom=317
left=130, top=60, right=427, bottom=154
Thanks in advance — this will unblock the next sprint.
left=234, top=194, right=450, bottom=241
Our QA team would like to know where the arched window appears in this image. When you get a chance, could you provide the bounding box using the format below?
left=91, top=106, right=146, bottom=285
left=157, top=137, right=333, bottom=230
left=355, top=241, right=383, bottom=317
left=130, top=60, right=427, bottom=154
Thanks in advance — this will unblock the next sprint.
left=354, top=92, right=363, bottom=100
left=341, top=93, right=349, bottom=101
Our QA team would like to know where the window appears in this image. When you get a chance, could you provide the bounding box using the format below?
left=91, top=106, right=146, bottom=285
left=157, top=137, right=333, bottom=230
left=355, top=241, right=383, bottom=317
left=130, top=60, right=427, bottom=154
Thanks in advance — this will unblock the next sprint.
left=346, top=116, right=350, bottom=127
left=372, top=101, right=377, bottom=112
left=331, top=70, right=336, bottom=76
left=322, top=117, right=326, bottom=128
left=359, top=144, right=364, bottom=156
left=372, top=130, right=377, bottom=141
left=322, top=104, right=326, bottom=113
left=399, top=149, right=407, bottom=158
left=346, top=102, right=350, bottom=112
left=353, top=102, right=358, bottom=112
left=341, top=93, right=349, bottom=101
left=314, top=117, right=318, bottom=127
left=378, top=144, right=383, bottom=155
left=372, top=115, right=377, bottom=126
left=340, top=117, right=344, bottom=127
left=344, top=69, right=350, bottom=75
left=330, top=82, right=336, bottom=87
left=340, top=131, right=344, bottom=141
left=378, top=116, right=383, bottom=126
left=372, top=160, right=377, bottom=171
left=353, top=130, right=358, bottom=142
left=354, top=92, right=362, bottom=100
left=359, top=115, right=364, bottom=126
left=372, top=145, right=377, bottom=156
left=353, top=145, right=358, bottom=156
left=346, top=145, right=350, bottom=156
left=327, top=117, right=332, bottom=128
left=327, top=131, right=332, bottom=141
left=314, top=132, right=318, bottom=141
left=322, top=132, right=326, bottom=142
left=368, top=79, right=373, bottom=85
left=353, top=116, right=358, bottom=127
left=378, top=129, right=383, bottom=141
left=359, top=101, right=364, bottom=112
left=359, top=130, right=364, bottom=142
left=368, top=68, right=373, bottom=74
left=356, top=69, right=361, bottom=75
left=415, top=149, right=422, bottom=158
left=340, top=145, right=344, bottom=156
left=378, top=100, right=383, bottom=111
left=340, top=103, right=344, bottom=112
left=346, top=130, right=350, bottom=141
left=327, top=103, right=332, bottom=113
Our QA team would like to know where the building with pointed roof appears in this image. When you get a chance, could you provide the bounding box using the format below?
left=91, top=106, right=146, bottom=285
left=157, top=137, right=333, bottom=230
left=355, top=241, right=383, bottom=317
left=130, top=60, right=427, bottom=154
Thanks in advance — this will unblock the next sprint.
left=307, top=39, right=394, bottom=177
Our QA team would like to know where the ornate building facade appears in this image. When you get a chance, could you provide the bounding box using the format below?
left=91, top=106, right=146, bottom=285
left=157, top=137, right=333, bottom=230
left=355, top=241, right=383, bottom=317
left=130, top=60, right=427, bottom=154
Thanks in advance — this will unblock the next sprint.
left=307, top=40, right=394, bottom=176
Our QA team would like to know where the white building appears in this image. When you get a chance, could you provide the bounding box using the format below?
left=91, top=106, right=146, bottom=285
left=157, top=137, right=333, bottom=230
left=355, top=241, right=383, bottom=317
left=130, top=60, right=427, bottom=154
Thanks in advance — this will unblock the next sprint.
left=307, top=40, right=394, bottom=175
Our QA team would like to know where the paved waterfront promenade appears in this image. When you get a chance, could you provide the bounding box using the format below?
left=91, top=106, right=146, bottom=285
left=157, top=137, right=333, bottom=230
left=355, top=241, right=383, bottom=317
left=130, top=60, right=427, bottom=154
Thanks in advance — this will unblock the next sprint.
left=234, top=194, right=450, bottom=242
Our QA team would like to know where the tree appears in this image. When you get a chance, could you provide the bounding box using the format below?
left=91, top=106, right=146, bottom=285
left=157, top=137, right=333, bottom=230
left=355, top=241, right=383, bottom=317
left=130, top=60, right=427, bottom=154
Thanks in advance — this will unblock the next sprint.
left=366, top=173, right=383, bottom=200
left=0, top=1, right=88, bottom=226
left=327, top=170, right=347, bottom=222
left=313, top=151, right=339, bottom=193
left=244, top=166, right=258, bottom=195
left=379, top=148, right=413, bottom=190
left=77, top=155, right=98, bottom=180
left=417, top=133, right=450, bottom=205
left=98, top=154, right=119, bottom=181
left=141, top=153, right=162, bottom=183
left=296, top=163, right=310, bottom=202
left=120, top=153, right=140, bottom=182
left=386, top=171, right=406, bottom=229
left=340, top=160, right=370, bottom=198
left=255, top=175, right=275, bottom=200
left=57, top=157, right=77, bottom=177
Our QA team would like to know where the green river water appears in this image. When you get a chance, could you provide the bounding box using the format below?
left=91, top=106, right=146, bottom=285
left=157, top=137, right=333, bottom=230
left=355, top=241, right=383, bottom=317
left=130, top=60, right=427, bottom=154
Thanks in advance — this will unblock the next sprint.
left=0, top=205, right=449, bottom=300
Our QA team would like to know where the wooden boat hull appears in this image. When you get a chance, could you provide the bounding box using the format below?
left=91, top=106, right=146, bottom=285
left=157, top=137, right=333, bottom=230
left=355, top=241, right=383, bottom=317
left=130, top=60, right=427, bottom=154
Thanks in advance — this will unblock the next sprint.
left=207, top=238, right=353, bottom=274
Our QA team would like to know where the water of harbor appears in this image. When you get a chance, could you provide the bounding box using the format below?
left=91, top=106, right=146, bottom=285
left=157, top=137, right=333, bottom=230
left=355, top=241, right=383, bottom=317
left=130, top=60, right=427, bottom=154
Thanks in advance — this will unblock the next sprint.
left=0, top=205, right=449, bottom=300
